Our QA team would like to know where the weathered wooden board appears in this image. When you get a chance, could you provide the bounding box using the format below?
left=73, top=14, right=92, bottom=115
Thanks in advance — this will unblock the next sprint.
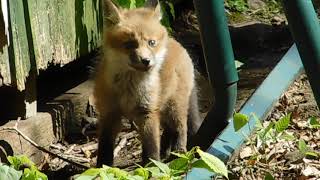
left=0, top=0, right=102, bottom=118
left=0, top=0, right=102, bottom=90
left=27, top=0, right=102, bottom=70
left=0, top=0, right=11, bottom=87
left=0, top=0, right=31, bottom=91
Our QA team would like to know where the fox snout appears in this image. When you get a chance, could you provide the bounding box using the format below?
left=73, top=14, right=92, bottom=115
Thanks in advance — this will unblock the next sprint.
left=129, top=50, right=154, bottom=71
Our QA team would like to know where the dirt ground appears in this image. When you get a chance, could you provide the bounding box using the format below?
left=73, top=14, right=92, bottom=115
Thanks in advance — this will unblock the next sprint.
left=228, top=74, right=320, bottom=180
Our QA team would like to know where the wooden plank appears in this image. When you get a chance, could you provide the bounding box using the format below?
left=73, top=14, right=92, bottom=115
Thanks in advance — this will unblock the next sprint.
left=45, top=80, right=94, bottom=140
left=0, top=113, right=56, bottom=165
left=8, top=0, right=31, bottom=91
left=8, top=0, right=37, bottom=118
left=1, top=0, right=102, bottom=89
left=0, top=0, right=11, bottom=86
left=26, top=0, right=102, bottom=70
left=0, top=0, right=102, bottom=118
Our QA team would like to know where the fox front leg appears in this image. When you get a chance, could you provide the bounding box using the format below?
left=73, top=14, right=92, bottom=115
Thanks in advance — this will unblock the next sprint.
left=136, top=111, right=161, bottom=164
left=96, top=113, right=122, bottom=167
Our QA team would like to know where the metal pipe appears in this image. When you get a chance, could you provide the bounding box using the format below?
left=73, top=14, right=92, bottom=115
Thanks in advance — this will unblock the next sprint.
left=189, top=0, right=239, bottom=150
left=282, top=0, right=320, bottom=108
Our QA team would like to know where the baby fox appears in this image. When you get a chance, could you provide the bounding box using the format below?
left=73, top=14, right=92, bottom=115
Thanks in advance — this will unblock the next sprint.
left=94, top=0, right=202, bottom=167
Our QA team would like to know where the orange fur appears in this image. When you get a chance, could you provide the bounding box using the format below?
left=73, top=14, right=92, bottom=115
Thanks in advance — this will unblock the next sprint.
left=94, top=0, right=200, bottom=167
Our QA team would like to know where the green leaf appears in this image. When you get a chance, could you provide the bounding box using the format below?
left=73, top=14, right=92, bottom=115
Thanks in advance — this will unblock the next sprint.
left=235, top=60, right=244, bottom=69
left=127, top=175, right=145, bottom=180
left=135, top=0, right=145, bottom=7
left=279, top=131, right=295, bottom=141
left=76, top=168, right=111, bottom=180
left=170, top=152, right=188, bottom=159
left=264, top=172, right=275, bottom=180
left=106, top=167, right=128, bottom=179
left=7, top=155, right=35, bottom=170
left=185, top=146, right=198, bottom=160
left=164, top=1, right=175, bottom=20
left=259, top=122, right=274, bottom=139
left=80, top=168, right=103, bottom=177
left=115, top=0, right=131, bottom=8
left=0, top=164, right=22, bottom=180
left=196, top=148, right=228, bottom=179
left=129, top=0, right=136, bottom=9
left=275, top=114, right=291, bottom=133
left=159, top=2, right=173, bottom=33
left=191, top=159, right=211, bottom=170
left=145, top=167, right=162, bottom=177
left=168, top=158, right=188, bottom=171
left=233, top=113, right=249, bottom=132
left=99, top=172, right=116, bottom=180
left=305, top=151, right=319, bottom=158
left=298, top=139, right=307, bottom=154
left=75, top=175, right=97, bottom=180
left=149, top=159, right=171, bottom=175
left=309, top=117, right=320, bottom=128
left=21, top=167, right=47, bottom=180
left=134, top=168, right=149, bottom=180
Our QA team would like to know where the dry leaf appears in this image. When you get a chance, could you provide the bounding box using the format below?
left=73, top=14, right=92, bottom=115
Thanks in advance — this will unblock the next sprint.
left=302, top=166, right=320, bottom=177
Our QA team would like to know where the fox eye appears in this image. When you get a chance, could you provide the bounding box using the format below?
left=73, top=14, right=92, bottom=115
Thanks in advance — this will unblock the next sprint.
left=148, top=40, right=157, bottom=47
left=123, top=40, right=138, bottom=49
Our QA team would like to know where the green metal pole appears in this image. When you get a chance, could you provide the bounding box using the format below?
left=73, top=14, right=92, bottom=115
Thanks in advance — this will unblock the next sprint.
left=189, top=0, right=239, bottom=150
left=282, top=0, right=320, bottom=108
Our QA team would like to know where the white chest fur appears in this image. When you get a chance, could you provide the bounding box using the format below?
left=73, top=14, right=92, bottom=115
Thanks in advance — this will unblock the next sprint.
left=113, top=70, right=160, bottom=116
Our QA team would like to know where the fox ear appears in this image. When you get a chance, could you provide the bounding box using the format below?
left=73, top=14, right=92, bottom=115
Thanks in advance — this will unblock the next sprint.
left=145, top=0, right=162, bottom=20
left=104, top=0, right=122, bottom=26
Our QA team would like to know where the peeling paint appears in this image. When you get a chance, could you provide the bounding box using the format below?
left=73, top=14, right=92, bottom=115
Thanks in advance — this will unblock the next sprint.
left=1, top=0, right=9, bottom=45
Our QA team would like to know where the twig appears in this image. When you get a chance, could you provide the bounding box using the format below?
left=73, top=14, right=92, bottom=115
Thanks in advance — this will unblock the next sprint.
left=114, top=137, right=127, bottom=158
left=81, top=143, right=98, bottom=152
left=0, top=126, right=90, bottom=169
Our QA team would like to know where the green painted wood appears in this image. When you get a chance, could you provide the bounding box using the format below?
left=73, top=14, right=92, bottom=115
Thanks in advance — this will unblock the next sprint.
left=0, top=0, right=102, bottom=119
left=0, top=1, right=13, bottom=87
left=0, top=3, right=10, bottom=86
left=0, top=0, right=102, bottom=90
left=4, top=0, right=31, bottom=91
left=26, top=0, right=102, bottom=70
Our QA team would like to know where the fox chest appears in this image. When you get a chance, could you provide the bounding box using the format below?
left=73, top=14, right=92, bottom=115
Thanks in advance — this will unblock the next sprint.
left=113, top=73, right=159, bottom=116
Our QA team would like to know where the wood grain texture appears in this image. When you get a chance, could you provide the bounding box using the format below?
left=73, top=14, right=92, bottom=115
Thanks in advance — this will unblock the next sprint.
left=0, top=0, right=102, bottom=90
left=27, top=0, right=102, bottom=69
left=0, top=113, right=55, bottom=165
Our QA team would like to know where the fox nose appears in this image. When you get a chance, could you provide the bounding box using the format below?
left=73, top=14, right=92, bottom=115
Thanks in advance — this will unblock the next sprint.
left=141, top=58, right=151, bottom=66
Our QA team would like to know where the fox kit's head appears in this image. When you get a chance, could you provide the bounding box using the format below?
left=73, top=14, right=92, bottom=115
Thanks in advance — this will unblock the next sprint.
left=103, top=0, right=168, bottom=72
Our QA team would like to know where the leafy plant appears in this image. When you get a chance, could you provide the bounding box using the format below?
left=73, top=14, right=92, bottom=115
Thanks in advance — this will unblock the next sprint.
left=0, top=155, right=47, bottom=180
left=232, top=112, right=320, bottom=179
left=233, top=113, right=249, bottom=131
left=308, top=117, right=320, bottom=128
left=225, top=0, right=248, bottom=12
left=0, top=164, right=22, bottom=180
left=274, top=113, right=291, bottom=133
left=8, top=155, right=47, bottom=180
left=75, top=146, right=228, bottom=179
left=298, top=139, right=319, bottom=158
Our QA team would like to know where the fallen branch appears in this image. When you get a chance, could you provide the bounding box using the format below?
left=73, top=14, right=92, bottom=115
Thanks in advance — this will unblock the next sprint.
left=114, top=137, right=128, bottom=158
left=0, top=120, right=90, bottom=169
